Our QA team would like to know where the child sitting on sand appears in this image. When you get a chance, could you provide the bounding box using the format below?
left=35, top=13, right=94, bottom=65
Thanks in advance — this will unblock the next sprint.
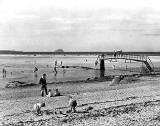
left=47, top=89, right=53, bottom=97
left=68, top=96, right=77, bottom=113
left=33, top=102, right=45, bottom=115
left=54, top=89, right=61, bottom=96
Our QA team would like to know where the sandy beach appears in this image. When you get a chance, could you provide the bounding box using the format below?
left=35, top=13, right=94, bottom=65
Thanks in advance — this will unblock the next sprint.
left=1, top=75, right=160, bottom=125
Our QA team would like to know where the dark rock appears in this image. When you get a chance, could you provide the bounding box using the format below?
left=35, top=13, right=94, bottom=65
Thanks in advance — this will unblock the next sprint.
left=54, top=49, right=64, bottom=52
left=85, top=106, right=94, bottom=111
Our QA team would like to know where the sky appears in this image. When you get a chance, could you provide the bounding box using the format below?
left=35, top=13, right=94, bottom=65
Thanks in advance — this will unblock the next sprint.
left=0, top=0, right=160, bottom=52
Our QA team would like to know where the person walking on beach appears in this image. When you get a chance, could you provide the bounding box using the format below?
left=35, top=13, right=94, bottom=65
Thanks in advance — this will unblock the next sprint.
left=34, top=66, right=38, bottom=72
left=39, top=73, right=48, bottom=96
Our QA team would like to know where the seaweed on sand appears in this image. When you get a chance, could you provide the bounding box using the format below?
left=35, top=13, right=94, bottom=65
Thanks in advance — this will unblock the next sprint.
left=5, top=81, right=37, bottom=88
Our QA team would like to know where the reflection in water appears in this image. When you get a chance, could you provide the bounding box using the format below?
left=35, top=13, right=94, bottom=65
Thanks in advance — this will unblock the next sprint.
left=33, top=72, right=38, bottom=83
left=94, top=69, right=99, bottom=78
left=3, top=73, right=6, bottom=79
left=100, top=70, right=105, bottom=77
left=54, top=67, right=57, bottom=73
left=34, top=72, right=38, bottom=78
left=54, top=72, right=57, bottom=76
left=53, top=71, right=58, bottom=81
left=94, top=69, right=105, bottom=78
left=63, top=68, right=66, bottom=77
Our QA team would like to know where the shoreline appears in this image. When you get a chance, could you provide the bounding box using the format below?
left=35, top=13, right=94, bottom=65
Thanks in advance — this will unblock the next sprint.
left=4, top=72, right=160, bottom=88
left=2, top=51, right=160, bottom=56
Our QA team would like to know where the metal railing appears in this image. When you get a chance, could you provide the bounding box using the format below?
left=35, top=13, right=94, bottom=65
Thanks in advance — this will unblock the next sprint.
left=97, top=54, right=154, bottom=72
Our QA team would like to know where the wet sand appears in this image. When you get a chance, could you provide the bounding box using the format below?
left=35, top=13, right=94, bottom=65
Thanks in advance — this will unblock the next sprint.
left=1, top=75, right=160, bottom=125
left=0, top=54, right=144, bottom=89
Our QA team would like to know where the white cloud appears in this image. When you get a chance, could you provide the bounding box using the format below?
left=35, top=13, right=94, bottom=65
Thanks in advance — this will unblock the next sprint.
left=1, top=0, right=160, bottom=51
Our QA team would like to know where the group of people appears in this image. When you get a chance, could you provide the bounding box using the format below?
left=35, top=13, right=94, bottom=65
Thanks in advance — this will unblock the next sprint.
left=33, top=95, right=77, bottom=115
left=2, top=68, right=12, bottom=78
left=54, top=60, right=63, bottom=73
left=34, top=73, right=77, bottom=115
left=47, top=88, right=61, bottom=97
left=55, top=60, right=63, bottom=67
left=39, top=73, right=61, bottom=97
left=113, top=50, right=123, bottom=57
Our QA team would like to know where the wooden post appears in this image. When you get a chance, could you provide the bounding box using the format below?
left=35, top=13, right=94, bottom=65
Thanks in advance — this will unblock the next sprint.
left=100, top=54, right=105, bottom=77
left=100, top=59, right=105, bottom=71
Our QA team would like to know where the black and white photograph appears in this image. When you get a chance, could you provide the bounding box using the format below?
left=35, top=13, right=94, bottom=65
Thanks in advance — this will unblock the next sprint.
left=1, top=0, right=160, bottom=125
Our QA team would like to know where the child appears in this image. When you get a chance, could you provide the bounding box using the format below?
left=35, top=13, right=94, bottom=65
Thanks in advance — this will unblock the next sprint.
left=47, top=89, right=53, bottom=97
left=33, top=102, right=45, bottom=115
left=68, top=96, right=77, bottom=113
left=54, top=89, right=61, bottom=96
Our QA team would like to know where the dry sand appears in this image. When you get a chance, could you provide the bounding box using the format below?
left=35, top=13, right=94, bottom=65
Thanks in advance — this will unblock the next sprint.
left=1, top=76, right=160, bottom=125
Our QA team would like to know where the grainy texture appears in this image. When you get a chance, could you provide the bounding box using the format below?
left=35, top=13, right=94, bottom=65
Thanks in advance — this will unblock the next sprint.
left=1, top=76, right=160, bottom=125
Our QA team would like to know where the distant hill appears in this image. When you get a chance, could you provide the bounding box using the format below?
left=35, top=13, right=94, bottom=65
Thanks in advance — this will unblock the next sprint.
left=54, top=49, right=64, bottom=52
left=0, top=50, right=23, bottom=54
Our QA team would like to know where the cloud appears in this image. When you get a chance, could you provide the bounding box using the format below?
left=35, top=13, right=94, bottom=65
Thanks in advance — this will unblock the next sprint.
left=1, top=0, right=160, bottom=51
